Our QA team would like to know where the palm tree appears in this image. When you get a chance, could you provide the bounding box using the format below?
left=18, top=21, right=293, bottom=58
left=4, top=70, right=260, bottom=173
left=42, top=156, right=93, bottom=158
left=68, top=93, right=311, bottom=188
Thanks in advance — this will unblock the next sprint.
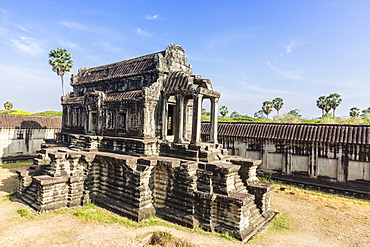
left=262, top=101, right=273, bottom=119
left=49, top=48, right=73, bottom=96
left=328, top=93, right=342, bottom=117
left=272, top=97, right=284, bottom=116
left=316, top=96, right=326, bottom=117
left=219, top=105, right=228, bottom=117
left=3, top=101, right=13, bottom=111
left=349, top=107, right=360, bottom=117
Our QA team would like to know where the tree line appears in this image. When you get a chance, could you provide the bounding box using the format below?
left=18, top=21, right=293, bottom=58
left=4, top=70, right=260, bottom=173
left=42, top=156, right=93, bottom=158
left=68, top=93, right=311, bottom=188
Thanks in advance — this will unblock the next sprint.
left=210, top=92, right=370, bottom=125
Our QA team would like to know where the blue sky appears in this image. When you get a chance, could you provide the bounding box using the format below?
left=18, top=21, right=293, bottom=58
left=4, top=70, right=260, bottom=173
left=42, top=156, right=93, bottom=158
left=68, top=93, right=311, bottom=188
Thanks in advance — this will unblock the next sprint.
left=1, top=0, right=370, bottom=118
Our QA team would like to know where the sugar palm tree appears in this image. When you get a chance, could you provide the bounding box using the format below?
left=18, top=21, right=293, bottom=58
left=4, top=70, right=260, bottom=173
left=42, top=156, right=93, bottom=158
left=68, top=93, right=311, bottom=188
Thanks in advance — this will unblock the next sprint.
left=272, top=97, right=284, bottom=116
left=328, top=93, right=342, bottom=117
left=316, top=95, right=329, bottom=117
left=3, top=101, right=13, bottom=111
left=49, top=48, right=73, bottom=96
left=349, top=107, right=360, bottom=117
left=262, top=101, right=273, bottom=119
left=219, top=105, right=228, bottom=117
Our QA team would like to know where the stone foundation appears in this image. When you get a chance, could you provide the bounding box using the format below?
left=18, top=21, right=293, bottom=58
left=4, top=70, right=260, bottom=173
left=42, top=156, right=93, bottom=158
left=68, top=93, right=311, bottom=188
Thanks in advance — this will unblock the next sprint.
left=17, top=136, right=275, bottom=242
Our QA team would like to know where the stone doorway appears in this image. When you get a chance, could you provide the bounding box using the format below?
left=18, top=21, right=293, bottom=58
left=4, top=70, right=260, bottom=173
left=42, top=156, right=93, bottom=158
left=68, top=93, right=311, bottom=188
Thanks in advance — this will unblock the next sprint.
left=167, top=104, right=175, bottom=136
left=88, top=111, right=97, bottom=133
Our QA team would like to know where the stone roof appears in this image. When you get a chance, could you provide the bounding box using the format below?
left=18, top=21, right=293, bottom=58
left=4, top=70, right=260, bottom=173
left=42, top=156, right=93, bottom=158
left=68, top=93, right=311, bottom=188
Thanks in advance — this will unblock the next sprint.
left=72, top=51, right=165, bottom=85
left=202, top=122, right=370, bottom=145
left=105, top=90, right=143, bottom=102
left=0, top=115, right=62, bottom=129
left=164, top=71, right=193, bottom=91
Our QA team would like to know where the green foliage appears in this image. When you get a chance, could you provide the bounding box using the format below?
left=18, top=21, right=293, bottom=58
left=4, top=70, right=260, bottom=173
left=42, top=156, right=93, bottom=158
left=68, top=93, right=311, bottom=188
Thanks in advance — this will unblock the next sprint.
left=3, top=101, right=13, bottom=111
left=262, top=101, right=273, bottom=119
left=349, top=107, right=360, bottom=118
left=49, top=48, right=73, bottom=96
left=33, top=111, right=62, bottom=117
left=201, top=108, right=210, bottom=116
left=272, top=97, right=284, bottom=115
left=230, top=111, right=242, bottom=118
left=258, top=174, right=277, bottom=183
left=287, top=109, right=302, bottom=119
left=10, top=110, right=33, bottom=115
left=219, top=105, right=228, bottom=117
left=254, top=109, right=266, bottom=119
left=0, top=110, right=62, bottom=116
left=3, top=191, right=16, bottom=202
left=17, top=208, right=33, bottom=218
left=361, top=107, right=370, bottom=117
left=327, top=93, right=342, bottom=117
left=316, top=93, right=342, bottom=117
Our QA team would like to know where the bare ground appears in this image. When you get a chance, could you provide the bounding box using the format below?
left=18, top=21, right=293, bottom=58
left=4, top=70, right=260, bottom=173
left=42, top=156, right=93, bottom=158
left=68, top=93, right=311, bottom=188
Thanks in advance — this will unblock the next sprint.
left=1, top=163, right=369, bottom=247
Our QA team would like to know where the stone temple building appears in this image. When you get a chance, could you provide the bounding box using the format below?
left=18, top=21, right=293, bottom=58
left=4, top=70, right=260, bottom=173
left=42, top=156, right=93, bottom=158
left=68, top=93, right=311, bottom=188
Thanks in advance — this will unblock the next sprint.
left=17, top=44, right=275, bottom=242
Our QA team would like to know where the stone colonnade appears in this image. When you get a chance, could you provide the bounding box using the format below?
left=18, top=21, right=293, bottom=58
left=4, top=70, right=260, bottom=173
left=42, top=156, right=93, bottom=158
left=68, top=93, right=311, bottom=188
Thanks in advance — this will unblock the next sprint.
left=162, top=91, right=219, bottom=145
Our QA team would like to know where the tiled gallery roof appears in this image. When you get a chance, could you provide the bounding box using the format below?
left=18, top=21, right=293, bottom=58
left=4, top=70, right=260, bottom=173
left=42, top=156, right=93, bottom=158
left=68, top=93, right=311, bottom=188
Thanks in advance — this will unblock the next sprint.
left=73, top=51, right=165, bottom=85
left=0, top=115, right=62, bottom=129
left=106, top=90, right=143, bottom=102
left=202, top=122, right=370, bottom=145
left=63, top=96, right=84, bottom=104
left=164, top=71, right=192, bottom=91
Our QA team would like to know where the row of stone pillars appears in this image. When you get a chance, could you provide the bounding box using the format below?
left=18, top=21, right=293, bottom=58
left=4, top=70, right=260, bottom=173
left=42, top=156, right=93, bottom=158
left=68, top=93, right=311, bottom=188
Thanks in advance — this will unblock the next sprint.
left=161, top=94, right=219, bottom=145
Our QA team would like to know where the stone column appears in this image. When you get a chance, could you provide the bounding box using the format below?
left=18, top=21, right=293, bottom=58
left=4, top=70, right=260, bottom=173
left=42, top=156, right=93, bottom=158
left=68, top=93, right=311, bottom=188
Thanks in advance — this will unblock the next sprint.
left=174, top=94, right=184, bottom=143
left=161, top=97, right=168, bottom=140
left=191, top=94, right=203, bottom=145
left=210, top=97, right=219, bottom=143
left=183, top=98, right=189, bottom=141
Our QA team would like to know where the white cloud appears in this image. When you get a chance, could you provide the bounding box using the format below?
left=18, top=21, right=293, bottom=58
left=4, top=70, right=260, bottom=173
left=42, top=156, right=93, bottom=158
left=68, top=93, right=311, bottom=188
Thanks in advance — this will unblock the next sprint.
left=58, top=21, right=87, bottom=31
left=146, top=14, right=159, bottom=20
left=58, top=40, right=81, bottom=49
left=135, top=28, right=153, bottom=37
left=94, top=41, right=122, bottom=51
left=285, top=40, right=297, bottom=53
left=267, top=61, right=306, bottom=80
left=7, top=36, right=45, bottom=56
left=17, top=25, right=28, bottom=32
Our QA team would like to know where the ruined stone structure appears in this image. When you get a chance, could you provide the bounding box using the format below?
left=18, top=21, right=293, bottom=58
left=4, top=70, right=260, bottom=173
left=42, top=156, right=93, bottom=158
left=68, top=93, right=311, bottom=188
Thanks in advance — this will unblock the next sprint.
left=17, top=44, right=275, bottom=242
left=0, top=115, right=61, bottom=163
left=202, top=122, right=370, bottom=198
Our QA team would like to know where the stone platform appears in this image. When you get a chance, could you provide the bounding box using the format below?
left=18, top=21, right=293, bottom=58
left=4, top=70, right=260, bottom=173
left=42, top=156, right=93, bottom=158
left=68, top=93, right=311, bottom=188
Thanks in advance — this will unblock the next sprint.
left=17, top=136, right=275, bottom=242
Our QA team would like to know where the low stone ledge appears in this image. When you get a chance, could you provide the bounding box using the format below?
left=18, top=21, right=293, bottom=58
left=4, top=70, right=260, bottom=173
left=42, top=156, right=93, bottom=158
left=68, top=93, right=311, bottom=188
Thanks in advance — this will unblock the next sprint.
left=206, top=162, right=240, bottom=173
left=33, top=175, right=69, bottom=186
left=215, top=192, right=255, bottom=207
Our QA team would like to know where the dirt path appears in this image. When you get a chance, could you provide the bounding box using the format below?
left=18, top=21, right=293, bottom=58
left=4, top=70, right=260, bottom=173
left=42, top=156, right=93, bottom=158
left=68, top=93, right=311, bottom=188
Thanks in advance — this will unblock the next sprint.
left=1, top=163, right=370, bottom=247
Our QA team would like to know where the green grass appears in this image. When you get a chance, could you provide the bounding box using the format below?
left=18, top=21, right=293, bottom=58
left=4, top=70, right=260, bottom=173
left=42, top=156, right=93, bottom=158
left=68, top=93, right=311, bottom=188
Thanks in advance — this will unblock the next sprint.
left=72, top=203, right=138, bottom=228
left=17, top=208, right=33, bottom=218
left=258, top=174, right=277, bottom=183
left=3, top=191, right=16, bottom=202
left=269, top=213, right=291, bottom=231
left=0, top=160, right=32, bottom=167
left=219, top=231, right=237, bottom=241
left=68, top=203, right=242, bottom=241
